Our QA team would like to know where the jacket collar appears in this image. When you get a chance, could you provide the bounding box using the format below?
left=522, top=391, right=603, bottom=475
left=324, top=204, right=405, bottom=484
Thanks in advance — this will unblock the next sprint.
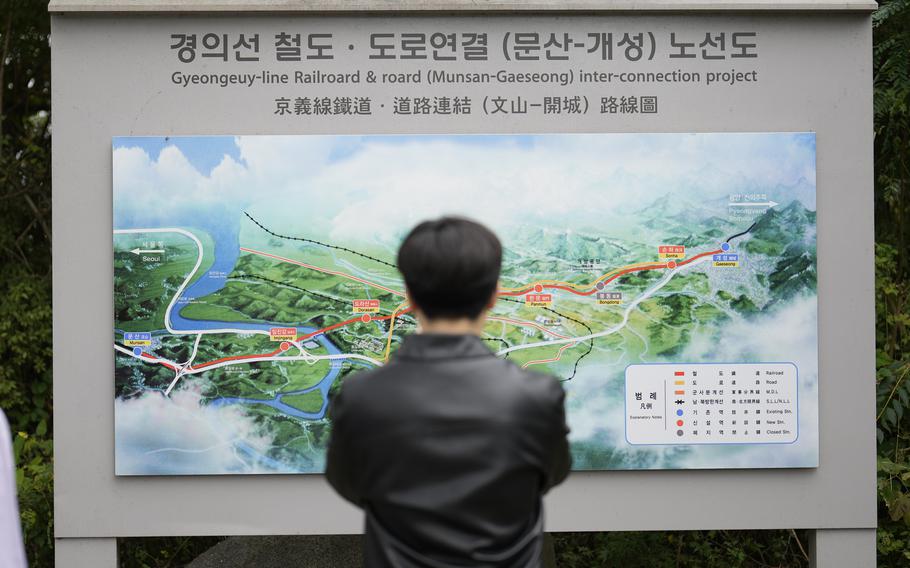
left=396, top=333, right=494, bottom=361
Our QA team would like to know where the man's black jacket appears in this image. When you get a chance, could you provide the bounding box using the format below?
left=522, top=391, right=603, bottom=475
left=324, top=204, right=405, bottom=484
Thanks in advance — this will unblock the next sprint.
left=325, top=333, right=571, bottom=568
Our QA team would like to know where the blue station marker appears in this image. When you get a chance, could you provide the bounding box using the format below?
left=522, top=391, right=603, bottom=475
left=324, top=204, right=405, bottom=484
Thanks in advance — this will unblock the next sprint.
left=721, top=242, right=731, bottom=252
left=677, top=409, right=684, bottom=416
left=132, top=347, right=143, bottom=356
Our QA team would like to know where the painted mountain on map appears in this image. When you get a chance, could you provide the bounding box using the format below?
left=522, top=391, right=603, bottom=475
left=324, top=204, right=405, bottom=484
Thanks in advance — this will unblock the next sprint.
left=112, top=133, right=818, bottom=475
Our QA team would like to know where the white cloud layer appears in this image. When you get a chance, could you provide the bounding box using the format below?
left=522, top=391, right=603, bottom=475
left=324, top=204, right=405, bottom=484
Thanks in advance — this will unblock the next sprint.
left=562, top=295, right=818, bottom=469
left=675, top=294, right=818, bottom=468
left=115, top=385, right=275, bottom=475
left=114, top=133, right=816, bottom=246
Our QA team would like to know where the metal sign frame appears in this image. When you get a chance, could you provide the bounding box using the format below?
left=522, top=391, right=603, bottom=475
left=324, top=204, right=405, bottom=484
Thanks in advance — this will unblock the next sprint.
left=49, top=2, right=877, bottom=566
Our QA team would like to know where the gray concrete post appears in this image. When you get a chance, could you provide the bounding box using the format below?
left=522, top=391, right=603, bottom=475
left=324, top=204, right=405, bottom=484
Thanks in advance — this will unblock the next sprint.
left=55, top=537, right=117, bottom=568
left=809, top=528, right=877, bottom=568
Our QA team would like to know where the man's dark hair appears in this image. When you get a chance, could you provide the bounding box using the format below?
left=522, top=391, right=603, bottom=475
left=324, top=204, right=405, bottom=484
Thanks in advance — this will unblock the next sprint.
left=397, top=217, right=502, bottom=320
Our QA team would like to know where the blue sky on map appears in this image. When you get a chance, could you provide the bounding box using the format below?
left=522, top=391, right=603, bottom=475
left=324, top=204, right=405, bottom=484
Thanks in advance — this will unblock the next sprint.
left=113, top=133, right=817, bottom=242
left=113, top=133, right=814, bottom=177
left=113, top=134, right=543, bottom=175
left=115, top=136, right=243, bottom=175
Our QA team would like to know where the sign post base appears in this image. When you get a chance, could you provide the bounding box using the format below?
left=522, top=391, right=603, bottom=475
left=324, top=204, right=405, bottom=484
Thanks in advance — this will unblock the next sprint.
left=809, top=528, right=876, bottom=568
left=56, top=537, right=117, bottom=568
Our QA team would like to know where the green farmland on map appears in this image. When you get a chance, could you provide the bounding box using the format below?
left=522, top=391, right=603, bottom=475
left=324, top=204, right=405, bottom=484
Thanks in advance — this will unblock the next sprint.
left=112, top=133, right=818, bottom=475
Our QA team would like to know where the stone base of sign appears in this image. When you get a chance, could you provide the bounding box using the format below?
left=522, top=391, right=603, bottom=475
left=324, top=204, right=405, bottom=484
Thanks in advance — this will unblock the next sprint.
left=184, top=534, right=557, bottom=567
left=55, top=537, right=117, bottom=568
left=187, top=535, right=363, bottom=568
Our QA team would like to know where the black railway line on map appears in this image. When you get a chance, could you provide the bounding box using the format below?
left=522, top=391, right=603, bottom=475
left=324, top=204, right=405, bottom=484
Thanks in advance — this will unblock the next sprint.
left=234, top=272, right=351, bottom=307
left=498, top=297, right=594, bottom=382
left=725, top=222, right=757, bottom=244
left=237, top=272, right=592, bottom=380
left=233, top=272, right=417, bottom=324
left=245, top=211, right=397, bottom=269
left=480, top=337, right=512, bottom=358
left=241, top=212, right=743, bottom=382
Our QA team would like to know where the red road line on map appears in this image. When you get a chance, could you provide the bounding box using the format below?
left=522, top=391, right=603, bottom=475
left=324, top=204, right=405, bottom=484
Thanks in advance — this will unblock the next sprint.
left=543, top=284, right=591, bottom=296
left=677, top=249, right=723, bottom=266
left=497, top=287, right=535, bottom=297
left=188, top=346, right=285, bottom=371
left=498, top=263, right=669, bottom=298
left=188, top=309, right=420, bottom=371
left=139, top=352, right=176, bottom=370
left=499, top=262, right=675, bottom=298
left=373, top=308, right=414, bottom=321
left=594, top=264, right=671, bottom=291
left=295, top=307, right=415, bottom=341
left=296, top=317, right=363, bottom=341
left=179, top=249, right=721, bottom=372
left=240, top=247, right=406, bottom=297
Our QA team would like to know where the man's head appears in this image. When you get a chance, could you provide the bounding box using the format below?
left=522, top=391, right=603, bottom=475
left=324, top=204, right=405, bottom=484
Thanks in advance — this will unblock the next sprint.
left=397, top=217, right=502, bottom=324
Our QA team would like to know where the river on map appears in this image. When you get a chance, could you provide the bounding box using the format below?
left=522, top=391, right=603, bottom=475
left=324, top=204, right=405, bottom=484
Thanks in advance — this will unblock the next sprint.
left=161, top=221, right=352, bottom=420
left=171, top=221, right=240, bottom=327
left=115, top=201, right=355, bottom=470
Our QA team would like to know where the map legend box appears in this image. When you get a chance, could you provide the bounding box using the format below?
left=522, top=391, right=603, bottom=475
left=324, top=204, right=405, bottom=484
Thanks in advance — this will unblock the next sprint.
left=625, top=363, right=798, bottom=445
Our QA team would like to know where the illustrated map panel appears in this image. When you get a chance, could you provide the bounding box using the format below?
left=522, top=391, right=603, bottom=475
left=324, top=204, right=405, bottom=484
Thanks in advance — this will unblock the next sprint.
left=113, top=133, right=818, bottom=474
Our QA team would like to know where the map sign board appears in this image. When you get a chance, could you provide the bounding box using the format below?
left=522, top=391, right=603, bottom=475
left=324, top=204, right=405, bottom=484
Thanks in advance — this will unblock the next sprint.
left=52, top=3, right=876, bottom=554
left=113, top=132, right=818, bottom=475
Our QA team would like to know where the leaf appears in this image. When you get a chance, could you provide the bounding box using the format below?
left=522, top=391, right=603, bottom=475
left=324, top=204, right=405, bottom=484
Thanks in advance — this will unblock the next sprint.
left=888, top=494, right=910, bottom=523
left=11, top=435, right=23, bottom=461
left=879, top=457, right=907, bottom=474
left=35, top=419, right=46, bottom=437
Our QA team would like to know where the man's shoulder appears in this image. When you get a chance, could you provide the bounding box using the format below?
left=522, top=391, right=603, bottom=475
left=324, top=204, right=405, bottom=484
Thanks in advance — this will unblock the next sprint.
left=336, top=355, right=564, bottom=412
left=333, top=360, right=411, bottom=405
left=511, top=366, right=566, bottom=410
left=467, top=356, right=566, bottom=416
left=335, top=365, right=388, bottom=399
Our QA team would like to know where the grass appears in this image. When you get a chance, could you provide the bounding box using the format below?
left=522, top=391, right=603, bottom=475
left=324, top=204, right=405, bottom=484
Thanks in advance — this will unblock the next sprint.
left=113, top=229, right=216, bottom=332
left=282, top=390, right=326, bottom=414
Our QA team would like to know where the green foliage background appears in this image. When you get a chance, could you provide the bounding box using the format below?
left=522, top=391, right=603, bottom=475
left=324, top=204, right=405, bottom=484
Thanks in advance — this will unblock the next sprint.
left=0, top=1, right=907, bottom=566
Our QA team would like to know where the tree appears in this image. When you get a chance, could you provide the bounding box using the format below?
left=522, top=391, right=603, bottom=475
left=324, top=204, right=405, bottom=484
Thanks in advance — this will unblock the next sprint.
left=0, top=0, right=51, bottom=433
left=0, top=3, right=53, bottom=566
left=872, top=2, right=910, bottom=565
left=875, top=0, right=910, bottom=285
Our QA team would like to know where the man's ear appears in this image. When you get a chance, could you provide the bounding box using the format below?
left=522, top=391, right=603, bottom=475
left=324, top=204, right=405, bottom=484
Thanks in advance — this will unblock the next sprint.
left=405, top=288, right=422, bottom=319
left=485, top=283, right=499, bottom=310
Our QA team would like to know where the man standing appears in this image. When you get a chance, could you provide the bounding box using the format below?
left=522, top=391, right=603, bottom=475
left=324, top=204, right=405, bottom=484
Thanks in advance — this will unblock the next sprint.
left=326, top=217, right=571, bottom=567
